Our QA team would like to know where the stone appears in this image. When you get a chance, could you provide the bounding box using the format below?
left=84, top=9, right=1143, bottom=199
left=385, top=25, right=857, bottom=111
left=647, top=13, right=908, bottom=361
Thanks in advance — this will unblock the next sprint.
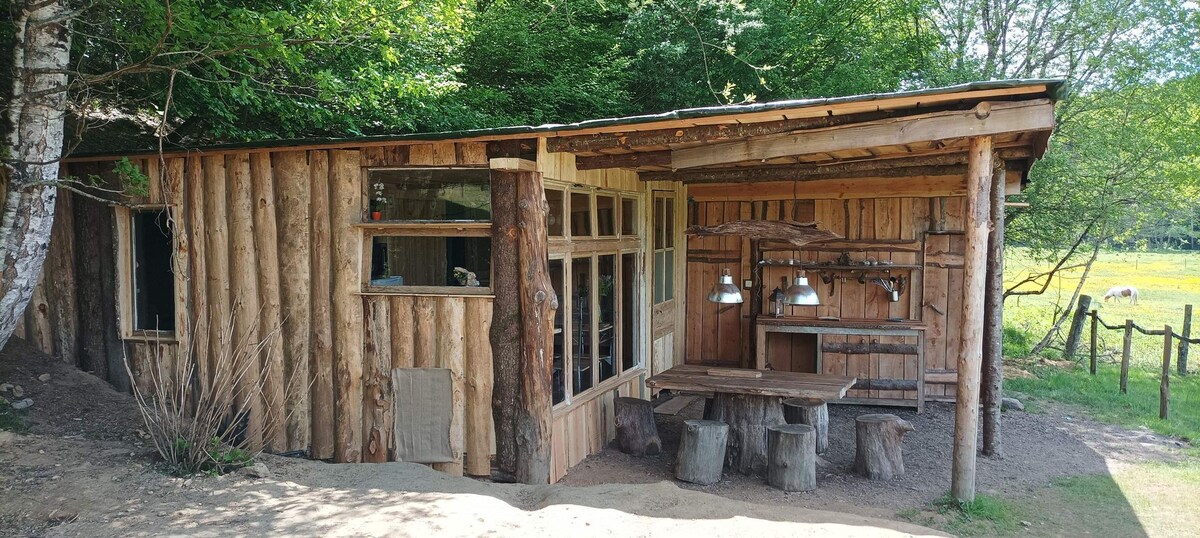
left=1001, top=397, right=1025, bottom=411
left=239, top=462, right=271, bottom=479
left=37, top=374, right=50, bottom=382
left=10, top=398, right=32, bottom=410
left=0, top=430, right=16, bottom=445
left=11, top=386, right=24, bottom=398
left=0, top=383, right=11, bottom=393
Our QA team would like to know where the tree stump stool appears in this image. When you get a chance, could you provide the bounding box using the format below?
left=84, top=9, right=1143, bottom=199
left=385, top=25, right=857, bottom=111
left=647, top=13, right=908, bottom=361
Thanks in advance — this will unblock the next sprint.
left=675, top=419, right=729, bottom=485
left=782, top=397, right=829, bottom=454
left=853, top=414, right=914, bottom=480
left=614, top=397, right=662, bottom=456
left=766, top=424, right=817, bottom=492
left=708, top=392, right=786, bottom=475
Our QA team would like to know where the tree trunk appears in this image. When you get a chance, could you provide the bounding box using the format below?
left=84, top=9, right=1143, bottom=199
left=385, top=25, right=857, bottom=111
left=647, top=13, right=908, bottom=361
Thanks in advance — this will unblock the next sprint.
left=489, top=168, right=520, bottom=481
left=514, top=168, right=555, bottom=484
left=0, top=0, right=72, bottom=350
left=767, top=423, right=817, bottom=492
left=709, top=392, right=785, bottom=475
left=675, top=419, right=727, bottom=485
left=614, top=397, right=662, bottom=456
left=782, top=397, right=828, bottom=454
left=981, top=162, right=1005, bottom=458
left=854, top=414, right=914, bottom=480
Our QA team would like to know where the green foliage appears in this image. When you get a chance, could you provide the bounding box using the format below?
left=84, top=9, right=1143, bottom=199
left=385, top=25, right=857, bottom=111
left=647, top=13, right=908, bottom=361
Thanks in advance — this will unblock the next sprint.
left=161, top=435, right=252, bottom=476
left=112, top=157, right=149, bottom=197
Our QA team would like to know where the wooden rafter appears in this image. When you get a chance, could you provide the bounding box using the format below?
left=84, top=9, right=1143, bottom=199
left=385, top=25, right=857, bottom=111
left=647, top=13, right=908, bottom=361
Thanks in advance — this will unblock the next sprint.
left=672, top=100, right=1055, bottom=169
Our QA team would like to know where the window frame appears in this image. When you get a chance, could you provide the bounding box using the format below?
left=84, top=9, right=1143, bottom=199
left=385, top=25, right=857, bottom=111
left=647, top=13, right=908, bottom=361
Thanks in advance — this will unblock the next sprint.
left=359, top=167, right=495, bottom=296
left=115, top=205, right=178, bottom=340
left=652, top=192, right=676, bottom=304
left=547, top=180, right=646, bottom=411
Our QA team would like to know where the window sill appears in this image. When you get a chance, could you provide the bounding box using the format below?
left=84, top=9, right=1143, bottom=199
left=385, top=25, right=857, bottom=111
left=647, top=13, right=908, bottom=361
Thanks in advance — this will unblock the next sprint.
left=552, top=365, right=645, bottom=417
left=359, top=286, right=495, bottom=298
left=122, top=330, right=177, bottom=343
left=355, top=222, right=490, bottom=237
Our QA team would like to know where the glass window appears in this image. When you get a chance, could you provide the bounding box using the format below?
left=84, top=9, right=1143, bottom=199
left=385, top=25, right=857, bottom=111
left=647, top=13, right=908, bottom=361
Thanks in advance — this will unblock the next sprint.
left=546, top=189, right=564, bottom=236
left=570, top=192, right=592, bottom=237
left=572, top=256, right=594, bottom=395
left=368, top=169, right=490, bottom=221
left=596, top=195, right=616, bottom=236
left=621, top=197, right=637, bottom=236
left=598, top=255, right=616, bottom=383
left=621, top=253, right=639, bottom=371
left=653, top=194, right=675, bottom=303
left=131, top=209, right=175, bottom=331
left=550, top=259, right=566, bottom=404
left=369, top=236, right=491, bottom=288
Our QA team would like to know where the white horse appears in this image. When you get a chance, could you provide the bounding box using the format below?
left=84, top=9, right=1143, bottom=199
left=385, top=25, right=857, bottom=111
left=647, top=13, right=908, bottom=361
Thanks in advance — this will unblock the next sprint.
left=1103, top=286, right=1139, bottom=305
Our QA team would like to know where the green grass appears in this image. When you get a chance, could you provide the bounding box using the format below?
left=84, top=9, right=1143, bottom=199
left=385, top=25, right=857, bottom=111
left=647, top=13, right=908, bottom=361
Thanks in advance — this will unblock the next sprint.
left=1005, top=249, right=1200, bottom=369
left=1006, top=362, right=1200, bottom=443
left=932, top=493, right=1022, bottom=537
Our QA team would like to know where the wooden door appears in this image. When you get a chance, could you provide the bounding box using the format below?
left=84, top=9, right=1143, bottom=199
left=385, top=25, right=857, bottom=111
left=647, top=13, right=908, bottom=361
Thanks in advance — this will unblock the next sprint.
left=649, top=191, right=680, bottom=375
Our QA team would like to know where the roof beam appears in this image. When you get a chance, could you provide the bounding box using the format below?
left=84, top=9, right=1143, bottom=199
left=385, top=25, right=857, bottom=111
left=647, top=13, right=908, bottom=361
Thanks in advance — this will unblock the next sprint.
left=575, top=151, right=672, bottom=170
left=641, top=148, right=1031, bottom=183
left=671, top=99, right=1055, bottom=169
left=688, top=175, right=969, bottom=202
left=550, top=104, right=975, bottom=155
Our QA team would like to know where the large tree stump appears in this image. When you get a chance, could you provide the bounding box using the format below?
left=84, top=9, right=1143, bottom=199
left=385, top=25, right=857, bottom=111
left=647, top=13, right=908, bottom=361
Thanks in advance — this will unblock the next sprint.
left=767, top=424, right=817, bottom=492
left=675, top=420, right=729, bottom=485
left=614, top=397, right=662, bottom=456
left=708, top=392, right=786, bottom=475
left=782, top=397, right=829, bottom=454
left=854, top=414, right=914, bottom=480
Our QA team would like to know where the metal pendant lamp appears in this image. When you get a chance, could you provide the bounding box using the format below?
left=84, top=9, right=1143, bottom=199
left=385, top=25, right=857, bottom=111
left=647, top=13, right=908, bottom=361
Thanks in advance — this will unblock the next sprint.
left=707, top=268, right=744, bottom=304
left=783, top=274, right=819, bottom=306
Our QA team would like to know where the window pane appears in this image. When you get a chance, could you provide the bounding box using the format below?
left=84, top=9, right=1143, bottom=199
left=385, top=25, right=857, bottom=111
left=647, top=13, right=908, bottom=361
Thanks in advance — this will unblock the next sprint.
left=572, top=257, right=594, bottom=394
left=664, top=198, right=675, bottom=248
left=598, top=255, right=616, bottom=383
left=570, top=192, right=591, bottom=236
left=546, top=189, right=564, bottom=236
left=550, top=259, right=565, bottom=404
left=663, top=248, right=674, bottom=300
left=132, top=209, right=175, bottom=331
left=653, top=251, right=665, bottom=304
left=653, top=198, right=664, bottom=250
left=621, top=198, right=637, bottom=236
left=370, top=236, right=490, bottom=287
left=596, top=195, right=616, bottom=236
left=621, top=253, right=638, bottom=371
left=368, top=169, right=490, bottom=221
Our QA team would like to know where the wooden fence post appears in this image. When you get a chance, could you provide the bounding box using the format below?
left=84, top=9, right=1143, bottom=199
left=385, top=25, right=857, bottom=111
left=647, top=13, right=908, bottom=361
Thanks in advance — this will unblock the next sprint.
left=1064, top=295, right=1092, bottom=360
left=1089, top=310, right=1098, bottom=375
left=1179, top=305, right=1192, bottom=375
left=1120, top=319, right=1133, bottom=394
left=1161, top=325, right=1172, bottom=420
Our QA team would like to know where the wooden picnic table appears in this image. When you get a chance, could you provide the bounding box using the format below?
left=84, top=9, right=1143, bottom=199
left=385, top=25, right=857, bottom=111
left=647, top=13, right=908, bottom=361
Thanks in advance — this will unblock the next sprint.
left=646, top=364, right=856, bottom=475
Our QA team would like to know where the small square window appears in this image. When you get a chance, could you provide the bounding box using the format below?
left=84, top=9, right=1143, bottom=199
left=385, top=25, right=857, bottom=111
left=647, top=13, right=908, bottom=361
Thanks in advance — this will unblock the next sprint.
left=596, top=195, right=616, bottom=236
left=621, top=197, right=637, bottom=236
left=368, top=169, right=490, bottom=221
left=570, top=192, right=592, bottom=237
left=369, top=236, right=491, bottom=288
left=546, top=189, right=564, bottom=236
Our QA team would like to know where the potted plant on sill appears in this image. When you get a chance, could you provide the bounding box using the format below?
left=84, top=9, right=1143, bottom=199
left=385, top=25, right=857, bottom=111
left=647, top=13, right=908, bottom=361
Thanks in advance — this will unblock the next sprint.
left=370, top=182, right=387, bottom=221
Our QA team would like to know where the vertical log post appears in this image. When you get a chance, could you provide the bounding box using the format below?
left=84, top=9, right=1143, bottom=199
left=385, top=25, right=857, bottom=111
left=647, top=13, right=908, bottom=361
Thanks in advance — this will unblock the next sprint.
left=1178, top=305, right=1192, bottom=375
left=951, top=135, right=992, bottom=503
left=489, top=147, right=555, bottom=484
left=1089, top=310, right=1098, bottom=376
left=1064, top=295, right=1092, bottom=360
left=1120, top=319, right=1133, bottom=394
left=488, top=143, right=522, bottom=482
left=1161, top=326, right=1172, bottom=420
left=981, top=160, right=1005, bottom=458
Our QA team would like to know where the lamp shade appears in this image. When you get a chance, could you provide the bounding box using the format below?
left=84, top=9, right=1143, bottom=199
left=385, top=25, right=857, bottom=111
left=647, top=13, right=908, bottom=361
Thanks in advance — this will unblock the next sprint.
left=707, top=269, right=744, bottom=304
left=783, top=275, right=819, bottom=306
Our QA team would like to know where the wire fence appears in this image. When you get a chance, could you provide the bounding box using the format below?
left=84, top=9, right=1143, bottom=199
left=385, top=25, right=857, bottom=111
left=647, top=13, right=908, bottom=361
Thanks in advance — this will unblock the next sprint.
left=1061, top=297, right=1195, bottom=420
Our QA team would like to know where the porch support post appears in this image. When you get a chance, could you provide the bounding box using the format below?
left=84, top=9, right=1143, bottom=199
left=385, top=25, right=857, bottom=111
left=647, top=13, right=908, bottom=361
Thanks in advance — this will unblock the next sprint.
left=951, top=136, right=993, bottom=502
left=489, top=149, right=556, bottom=484
left=981, top=159, right=1005, bottom=458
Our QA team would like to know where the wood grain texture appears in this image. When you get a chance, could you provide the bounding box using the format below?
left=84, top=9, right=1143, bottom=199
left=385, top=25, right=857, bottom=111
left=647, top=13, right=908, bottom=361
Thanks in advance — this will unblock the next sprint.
left=202, top=155, right=232, bottom=407
left=273, top=150, right=312, bottom=451
left=309, top=150, right=335, bottom=460
left=251, top=152, right=287, bottom=451
left=329, top=150, right=364, bottom=463
left=464, top=298, right=494, bottom=476
left=362, top=296, right=393, bottom=463
left=228, top=153, right=265, bottom=452
left=432, top=297, right=466, bottom=476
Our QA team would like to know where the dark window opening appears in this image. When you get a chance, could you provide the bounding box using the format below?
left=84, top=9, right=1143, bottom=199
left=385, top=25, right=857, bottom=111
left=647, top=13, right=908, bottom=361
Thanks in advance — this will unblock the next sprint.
left=132, top=209, right=175, bottom=331
left=369, top=236, right=491, bottom=288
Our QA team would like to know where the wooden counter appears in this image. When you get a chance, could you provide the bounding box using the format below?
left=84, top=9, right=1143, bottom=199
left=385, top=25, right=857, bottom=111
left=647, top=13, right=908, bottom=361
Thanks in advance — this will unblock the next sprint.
left=754, top=317, right=925, bottom=411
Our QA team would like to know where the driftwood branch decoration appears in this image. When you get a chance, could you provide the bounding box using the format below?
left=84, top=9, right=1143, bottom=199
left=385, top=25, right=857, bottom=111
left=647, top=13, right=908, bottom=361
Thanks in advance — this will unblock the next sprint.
left=686, top=219, right=841, bottom=247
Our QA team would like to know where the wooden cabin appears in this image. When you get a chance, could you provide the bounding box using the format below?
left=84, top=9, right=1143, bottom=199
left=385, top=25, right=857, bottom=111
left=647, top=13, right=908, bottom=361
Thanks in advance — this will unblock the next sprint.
left=20, top=80, right=1061, bottom=487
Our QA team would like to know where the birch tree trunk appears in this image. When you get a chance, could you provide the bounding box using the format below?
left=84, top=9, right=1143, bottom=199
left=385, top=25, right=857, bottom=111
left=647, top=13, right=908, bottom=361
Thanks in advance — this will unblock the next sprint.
left=0, top=0, right=72, bottom=349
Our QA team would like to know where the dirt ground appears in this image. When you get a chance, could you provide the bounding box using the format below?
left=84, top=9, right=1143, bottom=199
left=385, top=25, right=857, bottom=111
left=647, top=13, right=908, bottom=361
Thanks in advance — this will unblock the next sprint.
left=0, top=337, right=1188, bottom=537
left=560, top=393, right=1186, bottom=517
left=0, top=339, right=943, bottom=537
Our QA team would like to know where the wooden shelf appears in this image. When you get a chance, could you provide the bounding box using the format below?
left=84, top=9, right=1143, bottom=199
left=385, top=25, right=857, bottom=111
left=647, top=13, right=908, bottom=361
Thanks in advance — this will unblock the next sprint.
left=760, top=259, right=921, bottom=271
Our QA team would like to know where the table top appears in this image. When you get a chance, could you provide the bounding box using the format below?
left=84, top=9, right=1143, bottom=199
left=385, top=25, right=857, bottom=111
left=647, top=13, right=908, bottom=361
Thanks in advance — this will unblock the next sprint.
left=756, top=317, right=927, bottom=330
left=645, top=365, right=857, bottom=400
